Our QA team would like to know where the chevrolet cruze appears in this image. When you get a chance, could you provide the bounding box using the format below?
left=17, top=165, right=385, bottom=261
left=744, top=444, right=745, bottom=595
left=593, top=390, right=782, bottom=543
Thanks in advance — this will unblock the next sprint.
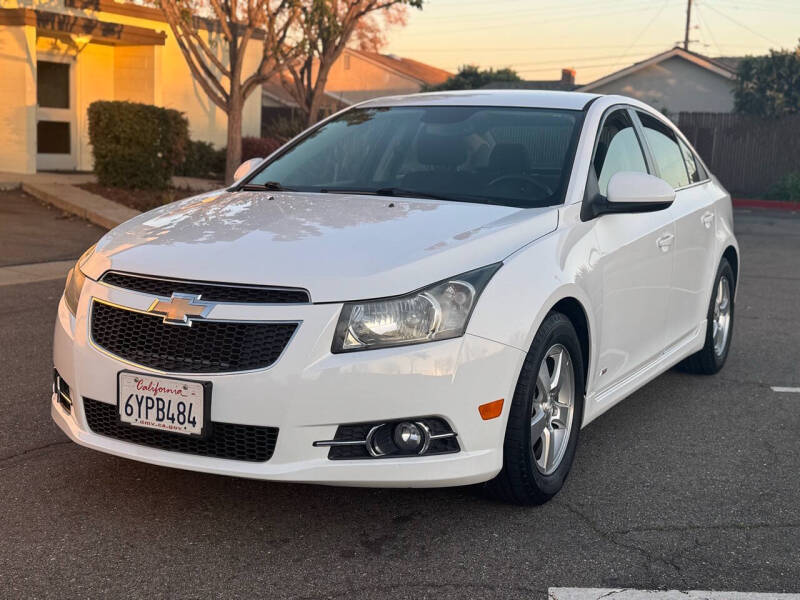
left=52, top=91, right=738, bottom=504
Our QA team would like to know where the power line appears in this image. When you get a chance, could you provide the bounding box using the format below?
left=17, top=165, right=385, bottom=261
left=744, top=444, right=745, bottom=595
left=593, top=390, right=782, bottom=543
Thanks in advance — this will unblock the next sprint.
left=400, top=4, right=672, bottom=35
left=391, top=43, right=674, bottom=53
left=505, top=50, right=658, bottom=68
left=420, top=0, right=666, bottom=25
left=702, top=3, right=782, bottom=46
left=620, top=0, right=672, bottom=59
left=696, top=5, right=723, bottom=56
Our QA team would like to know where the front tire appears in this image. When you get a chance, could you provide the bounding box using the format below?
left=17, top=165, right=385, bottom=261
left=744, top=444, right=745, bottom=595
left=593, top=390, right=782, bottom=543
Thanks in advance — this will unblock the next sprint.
left=679, top=258, right=735, bottom=375
left=486, top=312, right=585, bottom=505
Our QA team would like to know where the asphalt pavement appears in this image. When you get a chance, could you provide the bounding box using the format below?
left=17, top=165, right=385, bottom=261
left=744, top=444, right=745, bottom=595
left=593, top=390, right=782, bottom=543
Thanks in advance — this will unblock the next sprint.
left=1, top=191, right=798, bottom=599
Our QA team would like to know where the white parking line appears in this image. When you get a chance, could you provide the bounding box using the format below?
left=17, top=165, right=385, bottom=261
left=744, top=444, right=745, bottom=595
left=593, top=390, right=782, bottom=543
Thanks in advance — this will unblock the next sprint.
left=549, top=589, right=800, bottom=600
left=771, top=387, right=800, bottom=393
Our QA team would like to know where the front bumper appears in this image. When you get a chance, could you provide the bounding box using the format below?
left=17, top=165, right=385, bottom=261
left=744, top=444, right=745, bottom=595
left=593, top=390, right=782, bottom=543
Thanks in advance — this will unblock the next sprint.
left=52, top=279, right=526, bottom=487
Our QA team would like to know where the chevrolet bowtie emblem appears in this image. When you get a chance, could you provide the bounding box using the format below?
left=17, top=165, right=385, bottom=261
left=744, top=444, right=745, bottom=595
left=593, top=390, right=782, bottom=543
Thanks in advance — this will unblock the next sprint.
left=147, top=293, right=213, bottom=326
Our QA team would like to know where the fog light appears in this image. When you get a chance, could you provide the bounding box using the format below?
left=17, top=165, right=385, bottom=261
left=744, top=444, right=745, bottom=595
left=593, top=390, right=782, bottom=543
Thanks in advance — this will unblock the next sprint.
left=394, top=421, right=423, bottom=452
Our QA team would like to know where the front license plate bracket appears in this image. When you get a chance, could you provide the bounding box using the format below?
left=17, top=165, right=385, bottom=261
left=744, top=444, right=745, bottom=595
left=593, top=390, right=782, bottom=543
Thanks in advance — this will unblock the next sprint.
left=116, top=370, right=212, bottom=439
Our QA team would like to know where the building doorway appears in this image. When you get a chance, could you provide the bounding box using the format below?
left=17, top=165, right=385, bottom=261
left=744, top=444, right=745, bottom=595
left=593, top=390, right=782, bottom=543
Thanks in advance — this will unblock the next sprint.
left=36, top=56, right=77, bottom=171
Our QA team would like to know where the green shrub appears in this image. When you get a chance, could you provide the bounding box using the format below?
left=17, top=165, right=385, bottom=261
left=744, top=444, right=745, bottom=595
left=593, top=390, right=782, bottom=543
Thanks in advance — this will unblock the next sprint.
left=241, top=136, right=283, bottom=161
left=767, top=172, right=800, bottom=202
left=178, top=139, right=225, bottom=179
left=266, top=113, right=308, bottom=142
left=88, top=101, right=189, bottom=190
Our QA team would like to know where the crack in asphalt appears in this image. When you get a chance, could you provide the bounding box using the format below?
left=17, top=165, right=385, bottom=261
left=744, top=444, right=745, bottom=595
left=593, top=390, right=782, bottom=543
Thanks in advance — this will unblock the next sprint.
left=608, top=522, right=800, bottom=535
left=597, top=590, right=630, bottom=599
left=561, top=502, right=688, bottom=587
left=0, top=439, right=73, bottom=470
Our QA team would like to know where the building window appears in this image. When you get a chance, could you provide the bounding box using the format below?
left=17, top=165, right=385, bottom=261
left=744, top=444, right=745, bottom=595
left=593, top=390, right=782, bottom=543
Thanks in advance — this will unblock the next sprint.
left=37, top=121, right=71, bottom=154
left=344, top=53, right=351, bottom=70
left=37, top=61, right=70, bottom=109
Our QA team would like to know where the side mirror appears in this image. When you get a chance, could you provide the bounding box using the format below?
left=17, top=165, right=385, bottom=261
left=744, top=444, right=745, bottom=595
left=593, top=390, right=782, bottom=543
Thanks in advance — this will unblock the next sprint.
left=233, top=157, right=263, bottom=181
left=584, top=171, right=675, bottom=219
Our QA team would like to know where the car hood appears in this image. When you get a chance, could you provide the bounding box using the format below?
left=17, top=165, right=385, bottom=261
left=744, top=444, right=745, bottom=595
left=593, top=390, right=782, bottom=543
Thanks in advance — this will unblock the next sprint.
left=84, top=190, right=558, bottom=302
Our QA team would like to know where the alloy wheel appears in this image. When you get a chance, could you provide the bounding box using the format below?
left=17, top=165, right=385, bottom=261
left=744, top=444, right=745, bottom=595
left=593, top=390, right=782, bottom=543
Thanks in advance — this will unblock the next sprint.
left=530, top=344, right=575, bottom=475
left=712, top=275, right=732, bottom=357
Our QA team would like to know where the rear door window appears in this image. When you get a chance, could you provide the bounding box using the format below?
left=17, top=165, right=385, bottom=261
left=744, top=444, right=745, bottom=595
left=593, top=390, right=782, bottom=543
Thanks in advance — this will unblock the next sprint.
left=637, top=111, right=690, bottom=189
left=677, top=137, right=706, bottom=184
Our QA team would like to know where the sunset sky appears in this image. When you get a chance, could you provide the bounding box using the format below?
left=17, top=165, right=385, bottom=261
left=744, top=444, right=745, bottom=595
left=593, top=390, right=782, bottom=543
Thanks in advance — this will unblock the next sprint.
left=384, top=0, right=800, bottom=84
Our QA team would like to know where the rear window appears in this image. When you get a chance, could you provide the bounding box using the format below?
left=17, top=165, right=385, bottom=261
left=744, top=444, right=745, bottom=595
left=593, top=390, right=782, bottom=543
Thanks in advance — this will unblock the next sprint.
left=247, top=106, right=583, bottom=208
left=637, top=111, right=690, bottom=189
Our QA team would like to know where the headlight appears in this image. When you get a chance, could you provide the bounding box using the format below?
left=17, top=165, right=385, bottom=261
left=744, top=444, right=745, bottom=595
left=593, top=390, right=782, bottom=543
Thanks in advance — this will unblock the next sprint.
left=63, top=244, right=96, bottom=316
left=332, top=263, right=501, bottom=353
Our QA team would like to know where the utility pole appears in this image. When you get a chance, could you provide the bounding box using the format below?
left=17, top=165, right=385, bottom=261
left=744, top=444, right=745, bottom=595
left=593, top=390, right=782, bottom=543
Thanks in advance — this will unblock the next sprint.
left=683, top=0, right=693, bottom=50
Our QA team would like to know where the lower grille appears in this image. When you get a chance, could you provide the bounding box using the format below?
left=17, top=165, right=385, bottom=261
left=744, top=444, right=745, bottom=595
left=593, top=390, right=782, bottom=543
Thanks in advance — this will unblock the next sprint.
left=91, top=300, right=297, bottom=373
left=83, top=397, right=278, bottom=462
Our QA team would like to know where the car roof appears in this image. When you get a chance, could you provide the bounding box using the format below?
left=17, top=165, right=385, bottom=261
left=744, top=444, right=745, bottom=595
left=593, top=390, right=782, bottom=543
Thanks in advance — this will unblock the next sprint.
left=357, top=89, right=601, bottom=111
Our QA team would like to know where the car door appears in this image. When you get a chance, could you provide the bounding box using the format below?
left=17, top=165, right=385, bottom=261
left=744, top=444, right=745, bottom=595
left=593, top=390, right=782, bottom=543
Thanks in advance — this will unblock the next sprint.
left=588, top=107, right=676, bottom=393
left=635, top=111, right=718, bottom=346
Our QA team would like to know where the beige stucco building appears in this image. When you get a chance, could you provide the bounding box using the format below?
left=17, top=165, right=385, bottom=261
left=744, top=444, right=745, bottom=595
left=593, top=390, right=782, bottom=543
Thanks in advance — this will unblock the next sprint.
left=0, top=0, right=263, bottom=174
left=579, top=47, right=739, bottom=118
left=262, top=48, right=452, bottom=116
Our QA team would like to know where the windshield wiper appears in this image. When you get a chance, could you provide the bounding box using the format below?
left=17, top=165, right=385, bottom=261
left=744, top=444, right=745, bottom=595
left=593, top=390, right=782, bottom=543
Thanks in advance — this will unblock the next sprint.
left=239, top=181, right=295, bottom=192
left=318, top=186, right=487, bottom=204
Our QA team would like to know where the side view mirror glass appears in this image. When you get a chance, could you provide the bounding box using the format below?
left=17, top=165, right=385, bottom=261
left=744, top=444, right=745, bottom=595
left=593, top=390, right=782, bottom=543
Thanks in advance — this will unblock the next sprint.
left=233, top=157, right=263, bottom=182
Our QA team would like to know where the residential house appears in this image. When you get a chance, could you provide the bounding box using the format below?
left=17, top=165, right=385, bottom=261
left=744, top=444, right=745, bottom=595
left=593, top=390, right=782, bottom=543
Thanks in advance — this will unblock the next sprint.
left=578, top=47, right=741, bottom=116
left=262, top=48, right=451, bottom=131
left=0, top=0, right=263, bottom=174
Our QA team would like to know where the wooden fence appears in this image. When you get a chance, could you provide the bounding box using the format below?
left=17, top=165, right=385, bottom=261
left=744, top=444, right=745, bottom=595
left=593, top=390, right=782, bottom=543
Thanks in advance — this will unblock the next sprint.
left=677, top=112, right=800, bottom=197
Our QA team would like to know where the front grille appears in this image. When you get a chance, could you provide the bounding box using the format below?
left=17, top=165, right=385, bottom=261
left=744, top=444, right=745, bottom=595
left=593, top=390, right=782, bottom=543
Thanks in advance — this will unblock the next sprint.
left=101, top=271, right=310, bottom=304
left=83, top=397, right=278, bottom=462
left=91, top=300, right=297, bottom=373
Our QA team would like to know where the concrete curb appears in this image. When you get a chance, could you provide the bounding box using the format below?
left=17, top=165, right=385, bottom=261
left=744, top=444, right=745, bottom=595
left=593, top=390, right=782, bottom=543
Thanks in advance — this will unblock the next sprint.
left=0, top=260, right=75, bottom=287
left=22, top=182, right=141, bottom=229
left=732, top=198, right=800, bottom=211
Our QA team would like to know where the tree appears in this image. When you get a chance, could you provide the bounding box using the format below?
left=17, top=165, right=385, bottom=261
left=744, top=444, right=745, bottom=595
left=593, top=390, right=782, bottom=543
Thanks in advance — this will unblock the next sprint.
left=422, top=65, right=521, bottom=92
left=734, top=42, right=800, bottom=117
left=277, top=0, right=423, bottom=128
left=159, top=0, right=300, bottom=182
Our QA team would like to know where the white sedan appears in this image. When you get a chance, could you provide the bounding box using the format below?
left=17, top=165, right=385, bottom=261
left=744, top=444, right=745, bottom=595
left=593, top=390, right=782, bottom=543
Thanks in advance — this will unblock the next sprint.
left=52, top=91, right=738, bottom=504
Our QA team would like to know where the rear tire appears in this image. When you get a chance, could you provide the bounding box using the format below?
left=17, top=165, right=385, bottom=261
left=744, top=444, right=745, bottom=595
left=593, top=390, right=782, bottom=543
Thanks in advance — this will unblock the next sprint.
left=486, top=312, right=585, bottom=505
left=679, top=258, right=735, bottom=375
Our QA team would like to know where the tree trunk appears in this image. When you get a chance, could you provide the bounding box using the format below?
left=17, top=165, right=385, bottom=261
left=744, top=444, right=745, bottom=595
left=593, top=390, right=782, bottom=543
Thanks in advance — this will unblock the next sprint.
left=305, top=61, right=335, bottom=128
left=225, top=87, right=244, bottom=184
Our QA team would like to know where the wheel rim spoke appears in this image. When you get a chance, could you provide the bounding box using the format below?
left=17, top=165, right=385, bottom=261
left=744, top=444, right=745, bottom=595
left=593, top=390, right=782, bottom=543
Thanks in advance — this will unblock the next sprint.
left=549, top=347, right=564, bottom=392
left=537, top=361, right=552, bottom=394
left=530, top=409, right=547, bottom=442
left=539, top=426, right=553, bottom=472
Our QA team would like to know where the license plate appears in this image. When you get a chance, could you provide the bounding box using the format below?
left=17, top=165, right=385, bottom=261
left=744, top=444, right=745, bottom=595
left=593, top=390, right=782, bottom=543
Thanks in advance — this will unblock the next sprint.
left=117, top=371, right=210, bottom=437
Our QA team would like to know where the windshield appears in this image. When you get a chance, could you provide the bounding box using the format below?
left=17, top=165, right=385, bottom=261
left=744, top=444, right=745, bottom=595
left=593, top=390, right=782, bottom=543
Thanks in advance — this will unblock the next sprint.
left=245, top=106, right=583, bottom=208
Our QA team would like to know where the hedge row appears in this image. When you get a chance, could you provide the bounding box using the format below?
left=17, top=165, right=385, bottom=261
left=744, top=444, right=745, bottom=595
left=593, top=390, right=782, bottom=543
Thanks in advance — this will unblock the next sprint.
left=88, top=101, right=286, bottom=187
left=88, top=101, right=188, bottom=190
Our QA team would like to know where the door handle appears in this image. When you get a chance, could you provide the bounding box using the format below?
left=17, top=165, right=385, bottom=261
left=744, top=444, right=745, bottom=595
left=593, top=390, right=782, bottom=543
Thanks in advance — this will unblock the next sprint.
left=701, top=211, right=714, bottom=229
left=656, top=233, right=675, bottom=252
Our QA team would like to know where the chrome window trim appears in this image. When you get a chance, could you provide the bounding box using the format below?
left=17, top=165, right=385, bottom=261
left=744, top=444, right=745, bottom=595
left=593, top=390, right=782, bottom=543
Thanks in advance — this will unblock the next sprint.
left=675, top=178, right=711, bottom=192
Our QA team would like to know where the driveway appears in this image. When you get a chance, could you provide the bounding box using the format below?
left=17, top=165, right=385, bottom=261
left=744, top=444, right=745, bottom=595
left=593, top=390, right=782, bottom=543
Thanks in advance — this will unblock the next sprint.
left=1, top=191, right=798, bottom=599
